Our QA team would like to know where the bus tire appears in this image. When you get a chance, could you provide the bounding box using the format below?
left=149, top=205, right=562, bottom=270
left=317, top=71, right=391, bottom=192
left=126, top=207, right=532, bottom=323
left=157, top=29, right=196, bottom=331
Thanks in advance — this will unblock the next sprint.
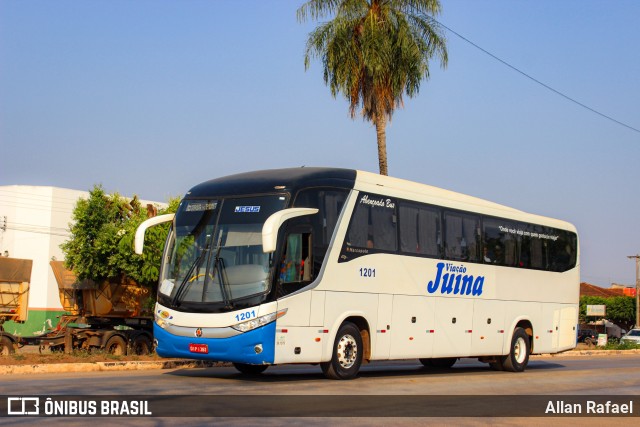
left=233, top=363, right=269, bottom=375
left=0, top=336, right=14, bottom=356
left=131, top=335, right=152, bottom=355
left=502, top=327, right=530, bottom=372
left=321, top=322, right=363, bottom=380
left=105, top=335, right=128, bottom=356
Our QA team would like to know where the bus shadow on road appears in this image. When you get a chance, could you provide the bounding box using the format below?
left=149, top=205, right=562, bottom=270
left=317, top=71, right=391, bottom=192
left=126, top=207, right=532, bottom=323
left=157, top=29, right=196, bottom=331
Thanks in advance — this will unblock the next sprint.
left=163, top=359, right=567, bottom=382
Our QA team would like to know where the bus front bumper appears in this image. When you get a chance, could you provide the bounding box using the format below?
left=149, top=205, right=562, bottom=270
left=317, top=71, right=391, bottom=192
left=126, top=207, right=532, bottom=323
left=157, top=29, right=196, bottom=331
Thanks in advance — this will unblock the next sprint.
left=153, top=321, right=276, bottom=364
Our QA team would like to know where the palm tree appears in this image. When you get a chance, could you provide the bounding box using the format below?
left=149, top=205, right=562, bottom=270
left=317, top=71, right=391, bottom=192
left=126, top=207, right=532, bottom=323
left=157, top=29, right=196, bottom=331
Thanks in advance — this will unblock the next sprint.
left=298, top=0, right=448, bottom=176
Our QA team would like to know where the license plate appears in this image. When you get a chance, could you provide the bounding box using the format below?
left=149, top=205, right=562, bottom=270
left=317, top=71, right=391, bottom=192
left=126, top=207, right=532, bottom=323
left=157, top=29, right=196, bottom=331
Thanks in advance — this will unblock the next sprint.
left=189, top=343, right=208, bottom=354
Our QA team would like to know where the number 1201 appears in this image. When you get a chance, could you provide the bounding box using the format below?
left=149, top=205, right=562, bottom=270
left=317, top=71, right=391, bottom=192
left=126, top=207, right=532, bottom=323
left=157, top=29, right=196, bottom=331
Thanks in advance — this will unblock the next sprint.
left=359, top=268, right=376, bottom=278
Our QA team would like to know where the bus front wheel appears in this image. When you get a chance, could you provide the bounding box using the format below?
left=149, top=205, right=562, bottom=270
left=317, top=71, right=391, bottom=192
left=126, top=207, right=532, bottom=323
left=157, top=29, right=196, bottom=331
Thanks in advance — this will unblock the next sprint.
left=501, top=327, right=530, bottom=372
left=321, top=322, right=363, bottom=380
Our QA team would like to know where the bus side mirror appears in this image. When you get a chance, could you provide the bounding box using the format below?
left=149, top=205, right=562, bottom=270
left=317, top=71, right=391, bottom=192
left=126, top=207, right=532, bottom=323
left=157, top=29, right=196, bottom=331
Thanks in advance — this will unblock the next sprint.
left=134, top=214, right=175, bottom=254
left=262, top=208, right=318, bottom=253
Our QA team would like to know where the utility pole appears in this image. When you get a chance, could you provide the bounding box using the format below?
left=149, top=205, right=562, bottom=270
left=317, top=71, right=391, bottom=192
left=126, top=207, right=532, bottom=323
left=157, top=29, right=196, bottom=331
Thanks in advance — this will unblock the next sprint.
left=628, top=255, right=640, bottom=328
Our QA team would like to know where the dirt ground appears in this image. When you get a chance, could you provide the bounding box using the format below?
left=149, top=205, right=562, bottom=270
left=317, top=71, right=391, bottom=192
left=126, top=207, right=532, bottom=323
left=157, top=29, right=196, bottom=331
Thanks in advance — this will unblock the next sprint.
left=0, top=344, right=163, bottom=366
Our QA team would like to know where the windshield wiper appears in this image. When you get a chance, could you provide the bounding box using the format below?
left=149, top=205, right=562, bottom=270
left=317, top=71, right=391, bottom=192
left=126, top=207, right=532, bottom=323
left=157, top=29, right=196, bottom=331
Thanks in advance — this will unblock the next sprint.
left=172, top=239, right=212, bottom=307
left=208, top=241, right=234, bottom=310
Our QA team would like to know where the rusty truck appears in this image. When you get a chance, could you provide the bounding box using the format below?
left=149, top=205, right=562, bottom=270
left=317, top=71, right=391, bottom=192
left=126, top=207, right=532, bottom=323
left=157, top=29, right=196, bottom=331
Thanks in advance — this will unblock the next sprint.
left=0, top=257, right=154, bottom=355
left=0, top=257, right=32, bottom=355
left=27, top=261, right=154, bottom=355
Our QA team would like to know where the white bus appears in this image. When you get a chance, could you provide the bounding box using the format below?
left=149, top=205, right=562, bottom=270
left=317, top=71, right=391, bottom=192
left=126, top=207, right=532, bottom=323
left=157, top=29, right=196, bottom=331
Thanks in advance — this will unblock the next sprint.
left=136, top=168, right=579, bottom=379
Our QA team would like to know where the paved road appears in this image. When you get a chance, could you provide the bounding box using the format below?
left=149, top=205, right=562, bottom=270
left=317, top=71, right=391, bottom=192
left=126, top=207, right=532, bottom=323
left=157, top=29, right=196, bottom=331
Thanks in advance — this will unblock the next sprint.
left=3, top=353, right=640, bottom=394
left=1, top=354, right=638, bottom=426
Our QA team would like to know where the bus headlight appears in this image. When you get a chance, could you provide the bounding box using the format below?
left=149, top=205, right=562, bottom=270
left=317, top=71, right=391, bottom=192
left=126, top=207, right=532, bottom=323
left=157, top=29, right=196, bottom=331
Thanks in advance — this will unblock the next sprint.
left=231, top=309, right=287, bottom=333
left=154, top=312, right=172, bottom=329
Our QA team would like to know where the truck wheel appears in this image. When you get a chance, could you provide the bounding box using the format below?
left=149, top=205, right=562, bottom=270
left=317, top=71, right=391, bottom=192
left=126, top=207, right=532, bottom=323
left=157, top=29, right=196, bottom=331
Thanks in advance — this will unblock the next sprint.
left=321, top=322, right=363, bottom=380
left=233, top=363, right=269, bottom=375
left=131, top=335, right=152, bottom=355
left=501, top=327, right=530, bottom=372
left=105, top=335, right=127, bottom=356
left=0, top=336, right=14, bottom=356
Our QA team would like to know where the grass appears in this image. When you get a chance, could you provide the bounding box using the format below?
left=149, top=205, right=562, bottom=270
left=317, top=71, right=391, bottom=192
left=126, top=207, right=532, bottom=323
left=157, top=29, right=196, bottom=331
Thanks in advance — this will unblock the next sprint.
left=601, top=341, right=640, bottom=350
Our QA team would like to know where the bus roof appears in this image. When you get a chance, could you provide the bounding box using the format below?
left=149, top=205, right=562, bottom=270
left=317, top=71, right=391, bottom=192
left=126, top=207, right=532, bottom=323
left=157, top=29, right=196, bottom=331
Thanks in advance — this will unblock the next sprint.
left=186, top=167, right=575, bottom=232
left=187, top=167, right=356, bottom=198
left=354, top=170, right=576, bottom=233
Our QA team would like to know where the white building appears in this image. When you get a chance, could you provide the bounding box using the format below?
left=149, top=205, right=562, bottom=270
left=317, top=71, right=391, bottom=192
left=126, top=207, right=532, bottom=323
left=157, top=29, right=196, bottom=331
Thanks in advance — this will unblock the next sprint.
left=0, top=186, right=160, bottom=336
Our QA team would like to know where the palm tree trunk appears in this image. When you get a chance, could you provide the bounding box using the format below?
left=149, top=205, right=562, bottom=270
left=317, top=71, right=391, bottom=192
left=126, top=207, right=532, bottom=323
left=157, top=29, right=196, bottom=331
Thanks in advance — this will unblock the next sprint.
left=375, top=115, right=388, bottom=176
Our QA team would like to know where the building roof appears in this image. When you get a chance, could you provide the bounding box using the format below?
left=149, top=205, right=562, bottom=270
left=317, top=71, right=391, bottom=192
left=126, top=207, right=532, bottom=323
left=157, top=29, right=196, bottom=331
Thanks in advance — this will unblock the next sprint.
left=580, top=282, right=626, bottom=297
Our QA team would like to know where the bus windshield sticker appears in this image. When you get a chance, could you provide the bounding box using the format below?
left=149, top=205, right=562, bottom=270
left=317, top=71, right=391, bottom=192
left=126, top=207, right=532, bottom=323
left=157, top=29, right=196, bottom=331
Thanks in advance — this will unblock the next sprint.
left=234, top=206, right=261, bottom=213
left=185, top=202, right=218, bottom=212
left=159, top=279, right=175, bottom=296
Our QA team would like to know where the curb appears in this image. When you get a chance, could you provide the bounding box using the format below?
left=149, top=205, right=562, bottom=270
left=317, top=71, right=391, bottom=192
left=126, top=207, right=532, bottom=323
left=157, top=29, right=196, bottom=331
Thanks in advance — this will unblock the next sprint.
left=0, top=360, right=222, bottom=376
left=534, top=348, right=640, bottom=358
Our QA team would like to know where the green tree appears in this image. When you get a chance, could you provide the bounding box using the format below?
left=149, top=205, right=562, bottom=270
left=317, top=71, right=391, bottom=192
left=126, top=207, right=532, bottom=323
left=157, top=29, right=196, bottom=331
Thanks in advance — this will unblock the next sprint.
left=579, top=295, right=636, bottom=329
left=298, top=0, right=448, bottom=175
left=61, top=185, right=178, bottom=288
left=604, top=296, right=636, bottom=329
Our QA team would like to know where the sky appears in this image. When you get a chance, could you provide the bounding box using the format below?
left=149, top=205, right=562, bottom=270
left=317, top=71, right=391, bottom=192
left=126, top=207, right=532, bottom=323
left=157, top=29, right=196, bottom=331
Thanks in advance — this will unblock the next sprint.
left=1, top=0, right=639, bottom=288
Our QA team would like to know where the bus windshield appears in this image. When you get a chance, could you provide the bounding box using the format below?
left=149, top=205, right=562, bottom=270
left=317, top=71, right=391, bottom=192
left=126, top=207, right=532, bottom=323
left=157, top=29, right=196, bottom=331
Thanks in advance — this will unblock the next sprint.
left=158, top=195, right=287, bottom=311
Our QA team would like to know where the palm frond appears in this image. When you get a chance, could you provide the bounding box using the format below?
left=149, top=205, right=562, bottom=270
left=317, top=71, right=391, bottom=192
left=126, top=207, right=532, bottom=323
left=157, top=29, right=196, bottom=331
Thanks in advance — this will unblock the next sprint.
left=298, top=0, right=449, bottom=174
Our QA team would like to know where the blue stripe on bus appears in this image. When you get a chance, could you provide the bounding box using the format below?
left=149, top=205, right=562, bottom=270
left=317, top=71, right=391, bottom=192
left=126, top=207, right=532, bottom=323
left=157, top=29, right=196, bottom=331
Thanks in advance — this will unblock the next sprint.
left=154, top=321, right=276, bottom=364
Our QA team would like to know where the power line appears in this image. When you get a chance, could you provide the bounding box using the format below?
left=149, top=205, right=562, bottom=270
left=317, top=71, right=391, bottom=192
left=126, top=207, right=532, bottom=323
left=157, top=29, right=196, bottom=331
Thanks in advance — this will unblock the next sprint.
left=437, top=21, right=640, bottom=135
left=4, top=226, right=70, bottom=237
left=9, top=221, right=70, bottom=232
left=0, top=188, right=84, bottom=203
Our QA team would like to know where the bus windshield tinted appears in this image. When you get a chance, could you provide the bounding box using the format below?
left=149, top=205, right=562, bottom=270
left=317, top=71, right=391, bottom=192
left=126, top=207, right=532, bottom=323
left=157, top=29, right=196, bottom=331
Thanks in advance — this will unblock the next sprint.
left=158, top=195, right=287, bottom=311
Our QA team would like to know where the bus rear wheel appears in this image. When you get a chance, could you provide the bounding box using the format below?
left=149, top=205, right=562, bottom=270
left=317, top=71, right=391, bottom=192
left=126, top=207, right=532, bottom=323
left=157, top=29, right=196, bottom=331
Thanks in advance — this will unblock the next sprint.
left=321, top=322, right=363, bottom=380
left=501, top=327, right=530, bottom=372
left=233, top=363, right=268, bottom=375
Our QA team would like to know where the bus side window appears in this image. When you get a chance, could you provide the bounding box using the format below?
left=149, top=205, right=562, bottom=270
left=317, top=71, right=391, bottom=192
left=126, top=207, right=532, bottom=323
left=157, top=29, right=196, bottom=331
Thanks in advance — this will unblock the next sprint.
left=278, top=231, right=313, bottom=297
left=345, top=193, right=397, bottom=251
left=444, top=212, right=480, bottom=262
left=398, top=201, right=441, bottom=257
